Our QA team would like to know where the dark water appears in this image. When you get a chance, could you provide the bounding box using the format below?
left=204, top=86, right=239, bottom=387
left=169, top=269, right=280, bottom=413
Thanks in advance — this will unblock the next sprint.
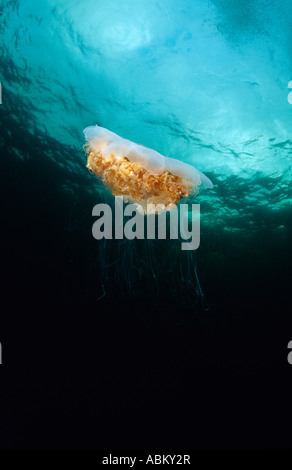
left=1, top=0, right=292, bottom=449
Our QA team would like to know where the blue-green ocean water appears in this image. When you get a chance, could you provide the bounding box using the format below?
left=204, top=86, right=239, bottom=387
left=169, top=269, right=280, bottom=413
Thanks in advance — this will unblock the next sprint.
left=2, top=0, right=292, bottom=230
left=1, top=0, right=292, bottom=309
left=1, top=0, right=292, bottom=307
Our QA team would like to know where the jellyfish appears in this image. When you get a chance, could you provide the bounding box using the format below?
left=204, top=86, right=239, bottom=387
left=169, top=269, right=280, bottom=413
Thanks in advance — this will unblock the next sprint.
left=84, top=125, right=213, bottom=213
left=83, top=125, right=213, bottom=313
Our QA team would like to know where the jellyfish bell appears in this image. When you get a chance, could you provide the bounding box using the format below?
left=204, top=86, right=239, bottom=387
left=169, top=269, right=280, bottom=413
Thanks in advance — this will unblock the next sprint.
left=84, top=125, right=213, bottom=213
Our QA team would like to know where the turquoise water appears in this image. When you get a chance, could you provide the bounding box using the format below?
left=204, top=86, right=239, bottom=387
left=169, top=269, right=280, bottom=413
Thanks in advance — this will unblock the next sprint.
left=1, top=0, right=292, bottom=234
left=1, top=0, right=292, bottom=309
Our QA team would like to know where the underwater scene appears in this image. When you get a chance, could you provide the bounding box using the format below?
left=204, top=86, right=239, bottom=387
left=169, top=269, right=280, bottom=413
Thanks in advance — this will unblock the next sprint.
left=1, top=0, right=292, bottom=449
